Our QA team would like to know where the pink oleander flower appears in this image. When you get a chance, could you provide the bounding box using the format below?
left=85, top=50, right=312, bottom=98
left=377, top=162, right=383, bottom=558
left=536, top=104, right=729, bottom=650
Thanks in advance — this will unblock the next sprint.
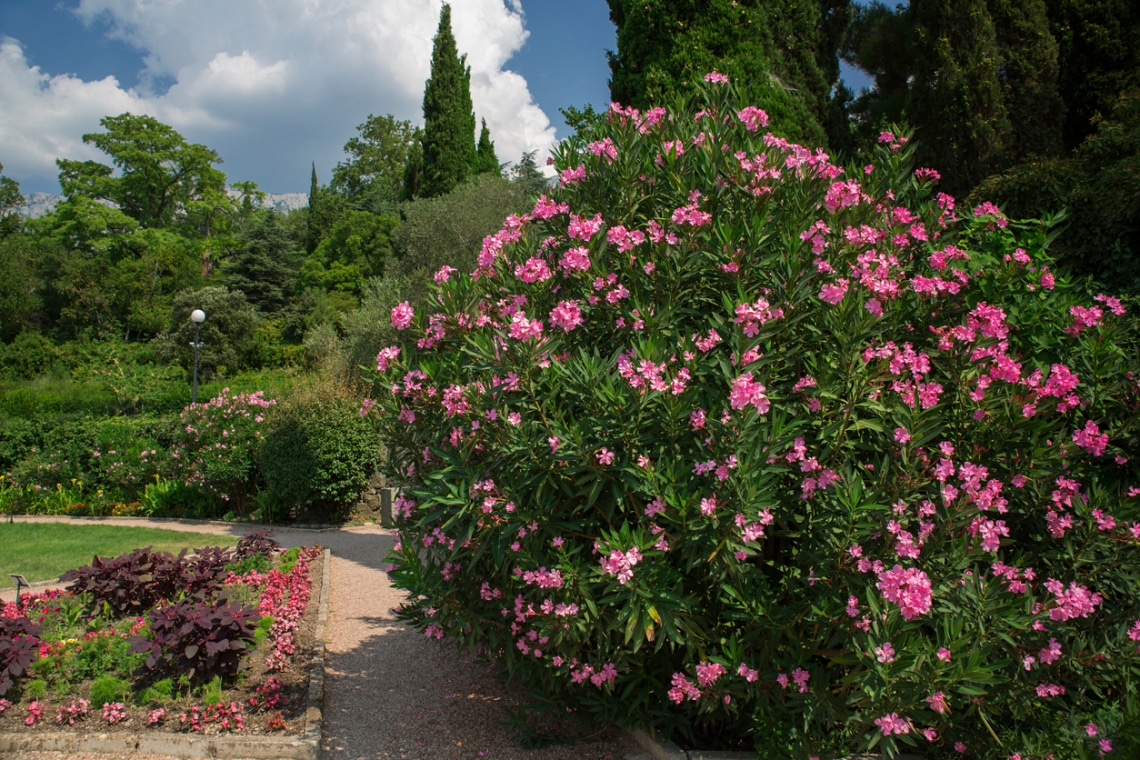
left=926, top=691, right=949, bottom=714
left=1072, top=419, right=1109, bottom=457
left=704, top=70, right=729, bottom=84
left=874, top=712, right=911, bottom=736
left=876, top=564, right=933, bottom=620
left=819, top=278, right=849, bottom=304
left=737, top=663, right=759, bottom=682
left=391, top=301, right=414, bottom=330
left=737, top=106, right=769, bottom=131
left=549, top=300, right=584, bottom=331
left=695, top=661, right=727, bottom=687
left=729, top=372, right=770, bottom=413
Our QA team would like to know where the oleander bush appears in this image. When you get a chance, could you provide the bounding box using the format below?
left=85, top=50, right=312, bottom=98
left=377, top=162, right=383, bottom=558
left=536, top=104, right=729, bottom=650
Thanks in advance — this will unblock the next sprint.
left=370, top=74, right=1140, bottom=759
left=166, top=388, right=277, bottom=514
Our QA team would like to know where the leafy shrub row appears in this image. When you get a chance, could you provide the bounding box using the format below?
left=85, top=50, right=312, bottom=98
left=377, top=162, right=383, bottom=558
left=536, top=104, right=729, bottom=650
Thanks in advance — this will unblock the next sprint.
left=371, top=75, right=1140, bottom=758
left=1, top=382, right=379, bottom=522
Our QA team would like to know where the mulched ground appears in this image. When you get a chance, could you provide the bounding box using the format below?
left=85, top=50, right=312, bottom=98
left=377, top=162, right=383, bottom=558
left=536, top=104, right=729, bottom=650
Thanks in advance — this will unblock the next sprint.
left=0, top=550, right=322, bottom=739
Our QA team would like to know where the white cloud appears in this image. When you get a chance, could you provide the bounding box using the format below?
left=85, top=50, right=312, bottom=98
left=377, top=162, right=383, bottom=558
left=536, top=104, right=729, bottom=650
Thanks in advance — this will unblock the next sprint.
left=2, top=0, right=556, bottom=192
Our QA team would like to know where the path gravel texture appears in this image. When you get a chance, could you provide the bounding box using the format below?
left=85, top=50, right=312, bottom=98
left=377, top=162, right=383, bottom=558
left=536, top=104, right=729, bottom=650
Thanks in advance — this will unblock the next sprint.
left=0, top=517, right=642, bottom=760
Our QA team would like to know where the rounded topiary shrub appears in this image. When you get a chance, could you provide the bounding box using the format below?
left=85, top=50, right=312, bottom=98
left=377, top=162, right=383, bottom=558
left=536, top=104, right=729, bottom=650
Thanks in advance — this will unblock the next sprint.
left=261, top=389, right=382, bottom=521
left=369, top=74, right=1140, bottom=759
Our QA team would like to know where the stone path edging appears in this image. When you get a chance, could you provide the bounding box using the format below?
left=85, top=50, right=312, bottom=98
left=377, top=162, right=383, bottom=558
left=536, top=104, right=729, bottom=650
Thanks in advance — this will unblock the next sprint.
left=0, top=547, right=332, bottom=760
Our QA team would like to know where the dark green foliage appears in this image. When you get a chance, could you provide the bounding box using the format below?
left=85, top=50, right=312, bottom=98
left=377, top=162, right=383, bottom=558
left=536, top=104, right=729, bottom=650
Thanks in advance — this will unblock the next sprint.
left=56, top=113, right=228, bottom=231
left=973, top=89, right=1140, bottom=292
left=844, top=0, right=1138, bottom=198
left=605, top=0, right=834, bottom=146
left=301, top=209, right=398, bottom=294
left=260, top=391, right=381, bottom=520
left=400, top=140, right=424, bottom=202
left=152, top=286, right=262, bottom=381
left=419, top=4, right=477, bottom=198
left=0, top=235, right=41, bottom=343
left=305, top=164, right=342, bottom=254
left=0, top=617, right=42, bottom=697
left=0, top=331, right=59, bottom=380
left=130, top=597, right=257, bottom=682
left=390, top=173, right=530, bottom=303
left=0, top=162, right=24, bottom=239
left=225, top=210, right=302, bottom=314
left=474, top=119, right=500, bottom=176
left=906, top=0, right=1012, bottom=194
left=1046, top=0, right=1140, bottom=150
left=331, top=114, right=422, bottom=208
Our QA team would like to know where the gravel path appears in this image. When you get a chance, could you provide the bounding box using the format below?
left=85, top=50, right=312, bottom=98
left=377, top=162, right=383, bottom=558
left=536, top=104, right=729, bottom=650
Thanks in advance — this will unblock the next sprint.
left=1, top=517, right=642, bottom=760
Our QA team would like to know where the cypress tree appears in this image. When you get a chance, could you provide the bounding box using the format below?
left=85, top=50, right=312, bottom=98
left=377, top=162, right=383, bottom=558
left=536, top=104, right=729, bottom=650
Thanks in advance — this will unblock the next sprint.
left=605, top=0, right=837, bottom=146
left=419, top=4, right=477, bottom=198
left=306, top=163, right=322, bottom=253
left=474, top=119, right=500, bottom=176
left=907, top=0, right=1011, bottom=195
left=306, top=163, right=342, bottom=253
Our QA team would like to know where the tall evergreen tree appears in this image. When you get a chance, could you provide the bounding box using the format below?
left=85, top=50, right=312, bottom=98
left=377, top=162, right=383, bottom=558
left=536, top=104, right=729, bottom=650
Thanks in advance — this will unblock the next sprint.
left=419, top=4, right=477, bottom=198
left=845, top=0, right=1067, bottom=196
left=305, top=163, right=341, bottom=254
left=907, top=0, right=1012, bottom=195
left=1045, top=0, right=1140, bottom=151
left=474, top=119, right=500, bottom=176
left=605, top=0, right=842, bottom=146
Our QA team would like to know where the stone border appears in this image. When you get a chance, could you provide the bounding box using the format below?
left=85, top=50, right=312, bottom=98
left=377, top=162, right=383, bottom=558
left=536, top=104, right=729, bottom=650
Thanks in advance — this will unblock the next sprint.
left=0, top=547, right=332, bottom=759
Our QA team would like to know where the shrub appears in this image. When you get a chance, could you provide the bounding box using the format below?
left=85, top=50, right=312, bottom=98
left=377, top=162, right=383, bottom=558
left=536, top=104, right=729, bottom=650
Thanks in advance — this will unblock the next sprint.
left=130, top=597, right=258, bottom=683
left=370, top=76, right=1140, bottom=758
left=166, top=388, right=276, bottom=513
left=0, top=331, right=59, bottom=380
left=260, top=383, right=381, bottom=520
left=0, top=617, right=42, bottom=697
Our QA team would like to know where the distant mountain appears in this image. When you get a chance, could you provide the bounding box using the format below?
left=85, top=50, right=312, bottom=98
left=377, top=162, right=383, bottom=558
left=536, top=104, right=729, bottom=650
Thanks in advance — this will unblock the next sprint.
left=18, top=192, right=63, bottom=218
left=17, top=191, right=309, bottom=218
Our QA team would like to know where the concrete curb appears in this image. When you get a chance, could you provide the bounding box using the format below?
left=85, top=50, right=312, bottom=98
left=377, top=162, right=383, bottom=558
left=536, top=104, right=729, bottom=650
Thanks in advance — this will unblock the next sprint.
left=0, top=546, right=333, bottom=759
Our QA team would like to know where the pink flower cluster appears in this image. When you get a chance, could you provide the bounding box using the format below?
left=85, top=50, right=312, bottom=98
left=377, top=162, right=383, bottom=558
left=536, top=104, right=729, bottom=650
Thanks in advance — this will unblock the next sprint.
left=259, top=546, right=319, bottom=671
left=600, top=546, right=643, bottom=585
left=876, top=564, right=933, bottom=620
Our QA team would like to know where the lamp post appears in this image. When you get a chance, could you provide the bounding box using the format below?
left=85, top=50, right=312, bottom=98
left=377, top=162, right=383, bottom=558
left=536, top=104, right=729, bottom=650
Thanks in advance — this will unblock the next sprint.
left=190, top=309, right=206, bottom=404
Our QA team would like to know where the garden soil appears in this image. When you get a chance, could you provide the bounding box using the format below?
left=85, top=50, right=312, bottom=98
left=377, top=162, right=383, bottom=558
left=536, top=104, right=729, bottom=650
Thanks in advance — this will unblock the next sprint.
left=0, top=517, right=639, bottom=760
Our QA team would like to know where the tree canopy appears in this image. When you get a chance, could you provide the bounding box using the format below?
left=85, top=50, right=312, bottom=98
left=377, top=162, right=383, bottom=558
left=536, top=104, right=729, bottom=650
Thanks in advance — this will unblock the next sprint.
left=605, top=0, right=846, bottom=146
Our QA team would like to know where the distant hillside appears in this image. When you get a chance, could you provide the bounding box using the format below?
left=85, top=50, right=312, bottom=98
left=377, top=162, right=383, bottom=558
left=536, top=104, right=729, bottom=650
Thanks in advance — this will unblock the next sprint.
left=18, top=191, right=309, bottom=218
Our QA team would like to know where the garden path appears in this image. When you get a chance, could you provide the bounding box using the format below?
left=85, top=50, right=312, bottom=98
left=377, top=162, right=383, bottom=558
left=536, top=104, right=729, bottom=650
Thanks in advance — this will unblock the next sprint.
left=1, top=516, right=637, bottom=760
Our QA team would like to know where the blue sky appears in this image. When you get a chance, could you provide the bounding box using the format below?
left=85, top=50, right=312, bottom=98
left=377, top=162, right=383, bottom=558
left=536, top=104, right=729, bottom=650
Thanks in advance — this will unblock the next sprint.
left=0, top=1, right=869, bottom=196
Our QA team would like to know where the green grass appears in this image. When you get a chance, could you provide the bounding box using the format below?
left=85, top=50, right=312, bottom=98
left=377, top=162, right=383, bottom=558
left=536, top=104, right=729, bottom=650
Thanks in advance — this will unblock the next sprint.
left=0, top=523, right=238, bottom=588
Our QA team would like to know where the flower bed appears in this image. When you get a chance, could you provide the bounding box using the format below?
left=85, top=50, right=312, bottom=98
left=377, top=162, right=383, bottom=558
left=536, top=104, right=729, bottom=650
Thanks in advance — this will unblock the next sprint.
left=0, top=531, right=322, bottom=738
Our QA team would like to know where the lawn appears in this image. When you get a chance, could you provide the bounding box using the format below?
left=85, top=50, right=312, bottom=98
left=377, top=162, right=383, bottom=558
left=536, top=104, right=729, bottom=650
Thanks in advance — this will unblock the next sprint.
left=0, top=523, right=239, bottom=588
